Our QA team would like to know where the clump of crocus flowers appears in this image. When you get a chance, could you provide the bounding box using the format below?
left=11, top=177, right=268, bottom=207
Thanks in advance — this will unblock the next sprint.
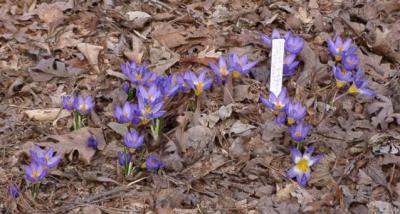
left=62, top=94, right=94, bottom=130
left=328, top=37, right=375, bottom=103
left=260, top=29, right=322, bottom=187
left=25, top=145, right=61, bottom=198
left=261, top=29, right=304, bottom=76
left=116, top=53, right=257, bottom=177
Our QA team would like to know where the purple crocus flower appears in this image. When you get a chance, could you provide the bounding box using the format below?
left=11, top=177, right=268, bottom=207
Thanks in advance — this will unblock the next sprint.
left=62, top=95, right=75, bottom=110
left=332, top=66, right=353, bottom=89
left=87, top=136, right=97, bottom=150
left=288, top=147, right=322, bottom=186
left=118, top=151, right=132, bottom=166
left=30, top=146, right=61, bottom=169
left=176, top=72, right=192, bottom=93
left=342, top=54, right=359, bottom=71
left=275, top=112, right=287, bottom=125
left=137, top=85, right=162, bottom=104
left=115, top=102, right=135, bottom=123
left=25, top=162, right=47, bottom=182
left=260, top=29, right=291, bottom=47
left=348, top=68, right=375, bottom=96
left=124, top=129, right=144, bottom=150
left=227, top=53, right=257, bottom=78
left=122, top=62, right=156, bottom=87
left=327, top=37, right=352, bottom=61
left=283, top=54, right=300, bottom=76
left=260, top=88, right=290, bottom=115
left=209, top=56, right=231, bottom=84
left=289, top=122, right=311, bottom=142
left=157, top=75, right=180, bottom=99
left=138, top=97, right=166, bottom=124
left=285, top=35, right=304, bottom=55
left=286, top=101, right=307, bottom=126
left=185, top=70, right=213, bottom=96
left=74, top=95, right=94, bottom=115
left=145, top=154, right=164, bottom=171
left=8, top=184, right=19, bottom=199
left=122, top=82, right=130, bottom=94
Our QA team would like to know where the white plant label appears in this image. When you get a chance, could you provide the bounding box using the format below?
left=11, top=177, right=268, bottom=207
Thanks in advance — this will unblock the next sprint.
left=269, top=39, right=285, bottom=96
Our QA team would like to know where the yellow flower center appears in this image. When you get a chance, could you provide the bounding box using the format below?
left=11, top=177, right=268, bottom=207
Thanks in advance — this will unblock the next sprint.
left=32, top=170, right=40, bottom=178
left=195, top=82, right=203, bottom=96
left=220, top=66, right=228, bottom=76
left=287, top=117, right=295, bottom=125
left=348, top=84, right=358, bottom=94
left=272, top=111, right=279, bottom=116
left=79, top=104, right=88, bottom=111
left=232, top=71, right=241, bottom=78
left=336, top=80, right=345, bottom=88
left=145, top=105, right=151, bottom=113
left=147, top=95, right=152, bottom=101
left=123, top=111, right=129, bottom=117
left=337, top=47, right=343, bottom=52
left=296, top=159, right=309, bottom=173
left=295, top=131, right=301, bottom=137
left=136, top=74, right=142, bottom=81
left=335, top=55, right=342, bottom=62
left=275, top=102, right=283, bottom=110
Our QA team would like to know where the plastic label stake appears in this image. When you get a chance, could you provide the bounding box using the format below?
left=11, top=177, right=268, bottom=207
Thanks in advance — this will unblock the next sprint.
left=269, top=39, right=285, bottom=96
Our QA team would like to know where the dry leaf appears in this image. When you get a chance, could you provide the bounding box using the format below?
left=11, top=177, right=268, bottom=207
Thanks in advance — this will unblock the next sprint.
left=126, top=11, right=152, bottom=29
left=77, top=43, right=103, bottom=73
left=30, top=58, right=83, bottom=81
left=18, top=127, right=106, bottom=165
left=229, top=120, right=256, bottom=136
left=24, top=108, right=70, bottom=121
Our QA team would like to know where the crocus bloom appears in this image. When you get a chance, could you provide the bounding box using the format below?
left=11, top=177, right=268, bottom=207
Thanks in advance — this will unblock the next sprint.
left=176, top=72, right=191, bottom=93
left=8, top=184, right=19, bottom=199
left=118, top=151, right=132, bottom=166
left=288, top=147, right=322, bottom=186
left=145, top=154, right=164, bottom=171
left=260, top=29, right=291, bottom=47
left=348, top=68, right=375, bottom=96
left=115, top=102, right=135, bottom=123
left=342, top=54, right=359, bottom=71
left=209, top=56, right=231, bottom=84
left=285, top=35, right=304, bottom=55
left=121, top=62, right=156, bottom=87
left=157, top=75, right=180, bottom=99
left=227, top=53, right=257, bottom=78
left=289, top=122, right=311, bottom=142
left=62, top=95, right=75, bottom=110
left=87, top=136, right=97, bottom=150
left=124, top=129, right=144, bottom=150
left=25, top=162, right=47, bottom=182
left=122, top=82, right=130, bottom=94
left=138, top=97, right=166, bottom=123
left=74, top=95, right=94, bottom=115
left=275, top=112, right=287, bottom=125
left=283, top=54, right=300, bottom=76
left=30, top=146, right=61, bottom=169
left=137, top=85, right=162, bottom=104
left=185, top=70, right=213, bottom=96
left=332, top=66, right=353, bottom=88
left=260, top=88, right=290, bottom=115
left=327, top=37, right=352, bottom=61
left=286, top=101, right=307, bottom=125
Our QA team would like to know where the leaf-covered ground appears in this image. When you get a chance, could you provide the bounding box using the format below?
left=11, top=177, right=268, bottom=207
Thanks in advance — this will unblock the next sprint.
left=1, top=0, right=400, bottom=213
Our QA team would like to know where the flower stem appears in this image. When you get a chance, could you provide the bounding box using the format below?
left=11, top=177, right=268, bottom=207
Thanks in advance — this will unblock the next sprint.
left=31, top=182, right=40, bottom=199
left=127, top=88, right=135, bottom=101
left=150, top=118, right=162, bottom=143
left=332, top=92, right=348, bottom=104
left=73, top=111, right=82, bottom=130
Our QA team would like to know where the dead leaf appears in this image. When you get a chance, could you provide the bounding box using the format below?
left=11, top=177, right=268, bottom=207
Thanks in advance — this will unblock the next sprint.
left=107, top=122, right=128, bottom=136
left=77, top=43, right=103, bottom=73
left=229, top=120, right=256, bottom=136
left=123, top=34, right=144, bottom=63
left=181, top=154, right=225, bottom=181
left=24, top=108, right=70, bottom=121
left=82, top=205, right=101, bottom=214
left=367, top=95, right=398, bottom=130
left=149, top=41, right=180, bottom=75
left=126, top=11, right=152, bottom=29
left=30, top=58, right=83, bottom=81
left=18, top=127, right=106, bottom=165
left=276, top=183, right=297, bottom=201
